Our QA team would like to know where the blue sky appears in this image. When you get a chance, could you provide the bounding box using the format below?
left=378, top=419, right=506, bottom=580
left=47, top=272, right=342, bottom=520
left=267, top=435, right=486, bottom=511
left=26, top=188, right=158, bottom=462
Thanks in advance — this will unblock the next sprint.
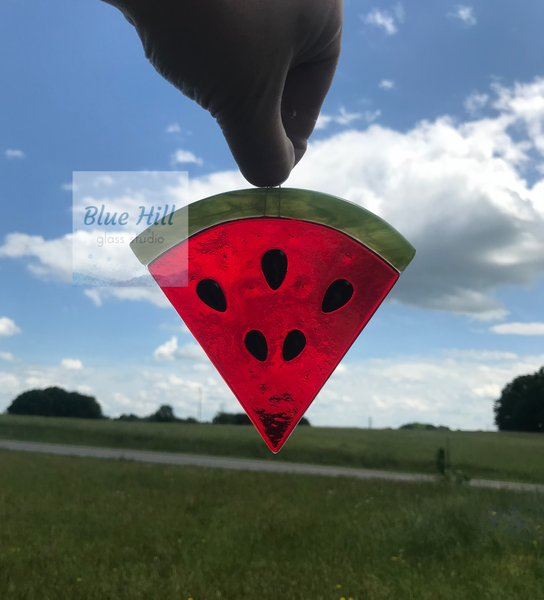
left=1, top=0, right=544, bottom=431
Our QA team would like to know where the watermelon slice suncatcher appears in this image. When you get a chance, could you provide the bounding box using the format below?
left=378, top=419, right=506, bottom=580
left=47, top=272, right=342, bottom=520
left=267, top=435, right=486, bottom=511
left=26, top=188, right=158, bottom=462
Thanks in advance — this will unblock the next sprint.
left=131, top=188, right=415, bottom=452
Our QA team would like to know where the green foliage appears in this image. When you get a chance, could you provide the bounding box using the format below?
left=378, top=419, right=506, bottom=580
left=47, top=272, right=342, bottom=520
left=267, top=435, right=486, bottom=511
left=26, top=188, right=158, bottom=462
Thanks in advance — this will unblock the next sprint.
left=6, top=387, right=103, bottom=419
left=115, top=406, right=198, bottom=424
left=494, top=367, right=544, bottom=432
left=436, top=447, right=446, bottom=475
left=212, top=412, right=310, bottom=426
left=116, top=413, right=141, bottom=422
left=0, top=450, right=543, bottom=599
left=146, top=404, right=179, bottom=423
left=212, top=411, right=252, bottom=425
left=400, top=422, right=450, bottom=431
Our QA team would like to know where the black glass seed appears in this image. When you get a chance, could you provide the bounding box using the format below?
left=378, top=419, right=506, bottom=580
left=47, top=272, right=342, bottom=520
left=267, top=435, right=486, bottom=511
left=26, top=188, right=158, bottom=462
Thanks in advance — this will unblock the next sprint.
left=196, top=279, right=227, bottom=312
left=283, top=330, right=306, bottom=361
left=322, top=279, right=354, bottom=313
left=245, top=330, right=268, bottom=361
left=262, top=249, right=288, bottom=290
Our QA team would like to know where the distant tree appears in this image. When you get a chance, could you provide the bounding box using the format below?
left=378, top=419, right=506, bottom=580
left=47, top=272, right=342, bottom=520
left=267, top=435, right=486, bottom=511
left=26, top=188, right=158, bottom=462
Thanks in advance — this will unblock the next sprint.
left=494, top=367, right=544, bottom=432
left=399, top=422, right=450, bottom=431
left=116, top=413, right=142, bottom=421
left=182, top=417, right=199, bottom=424
left=212, top=411, right=310, bottom=426
left=114, top=410, right=198, bottom=423
left=212, top=411, right=251, bottom=425
left=146, top=404, right=180, bottom=423
left=7, top=387, right=103, bottom=419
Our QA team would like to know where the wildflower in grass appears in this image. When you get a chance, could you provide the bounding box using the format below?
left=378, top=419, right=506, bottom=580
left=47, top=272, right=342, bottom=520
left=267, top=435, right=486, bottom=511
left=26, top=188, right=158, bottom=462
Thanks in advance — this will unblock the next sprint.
left=336, top=584, right=342, bottom=588
left=391, top=556, right=399, bottom=561
left=77, top=578, right=82, bottom=582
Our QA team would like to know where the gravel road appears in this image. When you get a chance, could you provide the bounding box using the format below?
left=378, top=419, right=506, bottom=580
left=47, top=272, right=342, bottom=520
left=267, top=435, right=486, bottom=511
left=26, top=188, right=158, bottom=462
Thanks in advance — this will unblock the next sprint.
left=1, top=439, right=543, bottom=493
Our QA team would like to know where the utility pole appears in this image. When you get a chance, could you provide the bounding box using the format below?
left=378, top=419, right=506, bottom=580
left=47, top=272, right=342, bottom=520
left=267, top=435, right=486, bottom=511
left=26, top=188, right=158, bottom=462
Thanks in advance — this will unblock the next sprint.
left=368, top=416, right=373, bottom=429
left=198, top=386, right=203, bottom=423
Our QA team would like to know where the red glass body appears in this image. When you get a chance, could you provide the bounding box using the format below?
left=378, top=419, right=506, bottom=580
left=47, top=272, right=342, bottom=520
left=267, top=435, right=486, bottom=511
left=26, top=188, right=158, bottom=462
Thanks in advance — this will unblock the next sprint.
left=149, top=217, right=399, bottom=452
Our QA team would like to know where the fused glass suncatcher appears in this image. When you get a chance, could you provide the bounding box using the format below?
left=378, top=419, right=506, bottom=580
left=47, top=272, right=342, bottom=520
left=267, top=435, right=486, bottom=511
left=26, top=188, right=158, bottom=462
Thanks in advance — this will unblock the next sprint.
left=131, top=188, right=415, bottom=452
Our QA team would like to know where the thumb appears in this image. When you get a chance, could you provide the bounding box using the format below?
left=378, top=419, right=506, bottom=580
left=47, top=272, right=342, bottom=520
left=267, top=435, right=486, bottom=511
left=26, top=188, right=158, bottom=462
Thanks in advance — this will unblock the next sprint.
left=214, top=88, right=296, bottom=188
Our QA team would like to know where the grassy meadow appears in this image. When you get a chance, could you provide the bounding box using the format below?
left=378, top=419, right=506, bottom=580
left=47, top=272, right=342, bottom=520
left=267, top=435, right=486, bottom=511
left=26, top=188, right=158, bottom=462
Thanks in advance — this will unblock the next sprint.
left=1, top=449, right=543, bottom=600
left=1, top=414, right=544, bottom=484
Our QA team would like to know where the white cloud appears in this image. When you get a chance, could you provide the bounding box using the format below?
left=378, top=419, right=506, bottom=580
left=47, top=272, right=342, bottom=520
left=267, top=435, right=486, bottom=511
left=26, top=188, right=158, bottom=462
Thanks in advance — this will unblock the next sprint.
left=171, top=149, right=203, bottom=166
left=0, top=352, right=14, bottom=361
left=363, top=10, right=397, bottom=35
left=363, top=109, right=382, bottom=123
left=77, top=385, right=93, bottom=395
left=464, top=91, right=489, bottom=115
left=305, top=350, right=544, bottom=430
left=379, top=80, right=395, bottom=90
left=473, top=384, right=502, bottom=399
left=166, top=123, right=181, bottom=134
left=84, top=287, right=171, bottom=308
left=153, top=336, right=207, bottom=362
left=316, top=107, right=365, bottom=130
left=448, top=5, right=477, bottom=27
left=5, top=149, right=25, bottom=160
left=392, top=3, right=405, bottom=23
left=443, top=350, right=518, bottom=361
left=61, top=182, right=76, bottom=192
left=113, top=392, right=132, bottom=406
left=362, top=5, right=404, bottom=35
left=491, top=322, right=544, bottom=336
left=25, top=373, right=59, bottom=389
left=492, top=78, right=544, bottom=156
left=0, top=372, right=20, bottom=395
left=0, top=233, right=72, bottom=282
left=159, top=322, right=191, bottom=334
left=336, top=108, right=364, bottom=125
left=60, top=359, right=84, bottom=370
left=315, top=115, right=334, bottom=130
left=0, top=318, right=21, bottom=337
left=336, top=364, right=349, bottom=375
left=93, top=175, right=115, bottom=187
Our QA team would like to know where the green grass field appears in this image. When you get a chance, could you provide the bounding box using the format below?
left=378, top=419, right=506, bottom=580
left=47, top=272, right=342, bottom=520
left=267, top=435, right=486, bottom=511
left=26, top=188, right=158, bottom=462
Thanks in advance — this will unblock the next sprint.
left=1, top=449, right=543, bottom=600
left=1, top=415, right=544, bottom=483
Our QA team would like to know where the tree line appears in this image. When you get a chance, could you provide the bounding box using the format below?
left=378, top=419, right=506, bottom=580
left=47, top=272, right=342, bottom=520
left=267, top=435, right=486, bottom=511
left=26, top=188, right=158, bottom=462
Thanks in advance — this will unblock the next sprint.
left=4, top=387, right=311, bottom=425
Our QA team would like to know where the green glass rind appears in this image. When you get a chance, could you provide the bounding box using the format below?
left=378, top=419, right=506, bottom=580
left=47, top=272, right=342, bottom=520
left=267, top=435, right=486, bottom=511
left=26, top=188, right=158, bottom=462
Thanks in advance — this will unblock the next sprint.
left=130, top=187, right=416, bottom=272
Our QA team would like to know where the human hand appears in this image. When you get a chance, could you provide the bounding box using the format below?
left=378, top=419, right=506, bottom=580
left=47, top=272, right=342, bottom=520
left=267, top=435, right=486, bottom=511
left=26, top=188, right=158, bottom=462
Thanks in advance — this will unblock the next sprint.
left=101, top=0, right=343, bottom=186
